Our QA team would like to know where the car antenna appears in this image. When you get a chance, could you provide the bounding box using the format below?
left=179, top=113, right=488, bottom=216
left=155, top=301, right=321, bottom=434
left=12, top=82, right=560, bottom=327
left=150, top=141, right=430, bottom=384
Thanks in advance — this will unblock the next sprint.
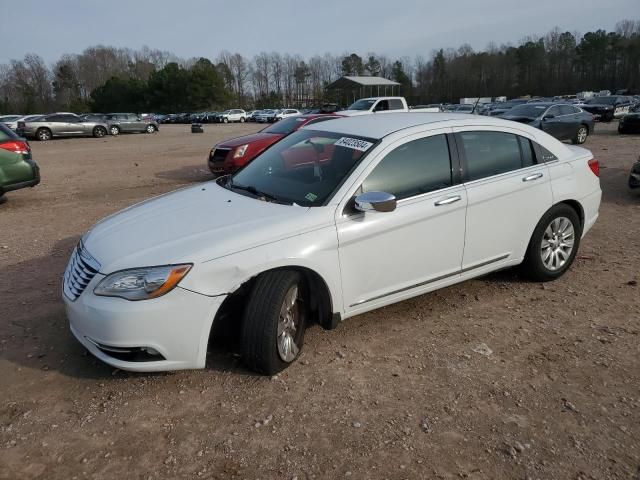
left=471, top=96, right=482, bottom=115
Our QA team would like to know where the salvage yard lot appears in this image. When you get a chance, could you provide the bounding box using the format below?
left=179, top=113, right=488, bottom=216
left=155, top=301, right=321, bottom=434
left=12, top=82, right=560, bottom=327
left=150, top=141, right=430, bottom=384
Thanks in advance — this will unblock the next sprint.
left=1, top=123, right=639, bottom=479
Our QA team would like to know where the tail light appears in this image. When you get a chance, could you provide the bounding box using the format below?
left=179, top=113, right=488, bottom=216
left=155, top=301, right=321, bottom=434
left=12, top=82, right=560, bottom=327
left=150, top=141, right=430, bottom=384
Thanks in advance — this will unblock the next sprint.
left=0, top=140, right=30, bottom=155
left=588, top=158, right=599, bottom=177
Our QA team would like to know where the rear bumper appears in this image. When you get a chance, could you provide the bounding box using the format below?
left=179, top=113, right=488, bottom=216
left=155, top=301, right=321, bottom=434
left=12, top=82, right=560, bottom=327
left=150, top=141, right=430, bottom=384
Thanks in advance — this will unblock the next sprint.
left=1, top=159, right=40, bottom=194
left=581, top=188, right=601, bottom=237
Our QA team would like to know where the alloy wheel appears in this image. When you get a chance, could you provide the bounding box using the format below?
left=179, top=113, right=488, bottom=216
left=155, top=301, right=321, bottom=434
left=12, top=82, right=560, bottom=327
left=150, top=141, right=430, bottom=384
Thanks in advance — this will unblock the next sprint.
left=577, top=127, right=588, bottom=143
left=540, top=216, right=575, bottom=271
left=276, top=285, right=301, bottom=362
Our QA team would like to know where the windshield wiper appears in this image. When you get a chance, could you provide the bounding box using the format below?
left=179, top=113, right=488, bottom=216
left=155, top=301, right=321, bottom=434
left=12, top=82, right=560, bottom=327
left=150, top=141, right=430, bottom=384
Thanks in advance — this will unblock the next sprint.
left=228, top=180, right=284, bottom=203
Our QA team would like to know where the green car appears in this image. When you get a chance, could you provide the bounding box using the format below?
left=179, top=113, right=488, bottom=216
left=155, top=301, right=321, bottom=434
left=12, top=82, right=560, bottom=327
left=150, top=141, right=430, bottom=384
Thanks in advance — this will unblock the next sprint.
left=0, top=123, right=40, bottom=201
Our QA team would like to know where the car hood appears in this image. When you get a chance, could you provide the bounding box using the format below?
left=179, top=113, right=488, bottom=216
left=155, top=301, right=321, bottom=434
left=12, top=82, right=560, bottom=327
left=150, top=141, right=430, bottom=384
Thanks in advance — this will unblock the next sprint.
left=217, top=132, right=282, bottom=148
left=83, top=182, right=314, bottom=272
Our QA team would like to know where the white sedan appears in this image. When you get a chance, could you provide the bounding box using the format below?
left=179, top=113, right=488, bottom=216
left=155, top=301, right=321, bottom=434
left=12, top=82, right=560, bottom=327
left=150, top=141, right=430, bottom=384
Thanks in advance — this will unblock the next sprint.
left=63, top=113, right=601, bottom=374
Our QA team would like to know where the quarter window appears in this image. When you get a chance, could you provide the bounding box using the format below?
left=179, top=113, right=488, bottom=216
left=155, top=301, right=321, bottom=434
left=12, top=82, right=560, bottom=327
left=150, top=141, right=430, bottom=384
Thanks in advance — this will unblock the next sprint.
left=362, top=134, right=452, bottom=200
left=459, top=131, right=523, bottom=181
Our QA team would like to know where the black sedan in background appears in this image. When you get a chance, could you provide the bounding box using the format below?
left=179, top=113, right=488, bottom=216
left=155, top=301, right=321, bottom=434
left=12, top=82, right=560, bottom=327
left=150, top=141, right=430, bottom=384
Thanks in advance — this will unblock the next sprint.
left=629, top=158, right=640, bottom=194
left=501, top=103, right=594, bottom=144
left=579, top=95, right=634, bottom=122
left=618, top=112, right=640, bottom=134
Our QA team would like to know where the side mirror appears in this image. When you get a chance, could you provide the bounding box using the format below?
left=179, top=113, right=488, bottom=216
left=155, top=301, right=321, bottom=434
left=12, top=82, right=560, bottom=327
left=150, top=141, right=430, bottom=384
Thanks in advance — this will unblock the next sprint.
left=354, top=191, right=397, bottom=213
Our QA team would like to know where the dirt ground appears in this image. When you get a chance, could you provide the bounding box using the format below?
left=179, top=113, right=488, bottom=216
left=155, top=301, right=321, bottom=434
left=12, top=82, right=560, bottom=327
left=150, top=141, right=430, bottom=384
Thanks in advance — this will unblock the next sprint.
left=1, top=121, right=639, bottom=480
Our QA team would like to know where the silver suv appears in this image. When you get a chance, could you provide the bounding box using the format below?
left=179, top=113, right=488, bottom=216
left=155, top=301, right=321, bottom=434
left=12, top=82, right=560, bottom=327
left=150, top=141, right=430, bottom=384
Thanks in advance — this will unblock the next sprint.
left=216, top=109, right=246, bottom=123
left=17, top=113, right=110, bottom=141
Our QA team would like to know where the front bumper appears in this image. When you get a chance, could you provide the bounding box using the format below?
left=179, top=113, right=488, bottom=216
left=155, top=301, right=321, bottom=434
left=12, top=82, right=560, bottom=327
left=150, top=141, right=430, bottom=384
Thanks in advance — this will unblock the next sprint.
left=64, top=277, right=226, bottom=372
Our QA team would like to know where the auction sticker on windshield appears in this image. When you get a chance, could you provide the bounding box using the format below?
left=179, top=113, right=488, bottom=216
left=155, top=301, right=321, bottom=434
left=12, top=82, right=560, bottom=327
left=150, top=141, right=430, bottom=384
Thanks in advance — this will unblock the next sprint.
left=334, top=137, right=374, bottom=152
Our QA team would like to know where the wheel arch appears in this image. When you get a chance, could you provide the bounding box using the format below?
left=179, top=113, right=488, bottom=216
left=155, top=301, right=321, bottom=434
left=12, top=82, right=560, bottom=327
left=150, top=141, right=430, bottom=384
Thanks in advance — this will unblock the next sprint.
left=212, top=265, right=336, bottom=334
left=556, top=199, right=584, bottom=229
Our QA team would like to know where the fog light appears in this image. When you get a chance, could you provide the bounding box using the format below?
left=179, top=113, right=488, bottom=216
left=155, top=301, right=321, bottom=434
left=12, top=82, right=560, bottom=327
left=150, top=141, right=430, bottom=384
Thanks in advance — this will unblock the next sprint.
left=143, top=347, right=160, bottom=356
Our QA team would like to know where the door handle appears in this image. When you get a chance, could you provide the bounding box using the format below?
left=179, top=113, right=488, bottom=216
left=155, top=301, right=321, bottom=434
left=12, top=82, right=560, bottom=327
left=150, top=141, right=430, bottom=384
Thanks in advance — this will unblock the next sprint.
left=522, top=173, right=543, bottom=182
left=434, top=195, right=462, bottom=206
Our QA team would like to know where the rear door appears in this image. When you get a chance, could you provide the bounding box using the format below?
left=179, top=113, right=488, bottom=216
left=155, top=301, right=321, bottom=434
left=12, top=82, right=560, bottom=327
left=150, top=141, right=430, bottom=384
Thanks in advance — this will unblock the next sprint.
left=59, top=115, right=84, bottom=135
left=453, top=127, right=552, bottom=269
left=127, top=114, right=145, bottom=132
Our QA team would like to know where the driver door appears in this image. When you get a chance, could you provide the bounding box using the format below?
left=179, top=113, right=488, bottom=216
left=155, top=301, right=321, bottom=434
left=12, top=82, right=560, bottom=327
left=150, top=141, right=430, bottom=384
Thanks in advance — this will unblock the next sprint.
left=540, top=106, right=564, bottom=139
left=336, top=130, right=467, bottom=315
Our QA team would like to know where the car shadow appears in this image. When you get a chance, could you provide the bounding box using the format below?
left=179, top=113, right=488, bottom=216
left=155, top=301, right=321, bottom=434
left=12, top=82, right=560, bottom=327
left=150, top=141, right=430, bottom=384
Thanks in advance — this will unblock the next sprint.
left=0, top=235, right=259, bottom=380
left=599, top=165, right=638, bottom=206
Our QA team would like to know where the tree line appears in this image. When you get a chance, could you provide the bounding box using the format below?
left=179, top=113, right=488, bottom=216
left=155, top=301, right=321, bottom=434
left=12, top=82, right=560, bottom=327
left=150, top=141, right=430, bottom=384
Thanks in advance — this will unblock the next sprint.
left=0, top=19, right=639, bottom=114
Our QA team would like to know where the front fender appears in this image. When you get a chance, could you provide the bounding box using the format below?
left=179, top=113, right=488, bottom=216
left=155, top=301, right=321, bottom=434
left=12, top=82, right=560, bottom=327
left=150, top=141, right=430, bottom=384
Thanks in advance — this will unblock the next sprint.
left=179, top=223, right=344, bottom=314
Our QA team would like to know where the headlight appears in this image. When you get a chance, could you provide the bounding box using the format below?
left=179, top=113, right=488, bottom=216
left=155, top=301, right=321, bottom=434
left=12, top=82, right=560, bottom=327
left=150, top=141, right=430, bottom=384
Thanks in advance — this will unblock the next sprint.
left=94, top=264, right=192, bottom=301
left=233, top=144, right=249, bottom=158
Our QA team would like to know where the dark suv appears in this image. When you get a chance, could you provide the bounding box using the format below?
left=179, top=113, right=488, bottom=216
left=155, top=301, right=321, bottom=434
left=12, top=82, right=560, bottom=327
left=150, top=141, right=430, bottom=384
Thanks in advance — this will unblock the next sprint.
left=104, top=113, right=159, bottom=135
left=0, top=123, right=40, bottom=201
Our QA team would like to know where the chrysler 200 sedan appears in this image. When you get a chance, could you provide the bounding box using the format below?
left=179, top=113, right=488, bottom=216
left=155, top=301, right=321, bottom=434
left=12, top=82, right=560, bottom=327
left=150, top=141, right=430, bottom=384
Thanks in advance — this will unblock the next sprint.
left=63, top=114, right=601, bottom=375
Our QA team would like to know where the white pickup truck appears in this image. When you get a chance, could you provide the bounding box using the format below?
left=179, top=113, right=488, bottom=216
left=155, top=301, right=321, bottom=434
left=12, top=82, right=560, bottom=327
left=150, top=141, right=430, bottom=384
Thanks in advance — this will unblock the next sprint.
left=340, top=97, right=439, bottom=116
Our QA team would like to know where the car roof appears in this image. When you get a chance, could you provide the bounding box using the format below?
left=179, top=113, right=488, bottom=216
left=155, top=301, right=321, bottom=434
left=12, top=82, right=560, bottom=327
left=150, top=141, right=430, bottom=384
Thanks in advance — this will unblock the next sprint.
left=303, top=113, right=524, bottom=139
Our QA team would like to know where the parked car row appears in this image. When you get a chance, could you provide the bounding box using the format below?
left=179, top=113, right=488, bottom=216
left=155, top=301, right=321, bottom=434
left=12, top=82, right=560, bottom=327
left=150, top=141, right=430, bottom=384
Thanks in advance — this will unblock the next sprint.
left=6, top=113, right=159, bottom=141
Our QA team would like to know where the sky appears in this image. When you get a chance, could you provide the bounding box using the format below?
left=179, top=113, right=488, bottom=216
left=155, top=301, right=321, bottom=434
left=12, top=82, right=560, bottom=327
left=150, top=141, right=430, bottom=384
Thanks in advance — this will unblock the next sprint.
left=1, top=0, right=636, bottom=65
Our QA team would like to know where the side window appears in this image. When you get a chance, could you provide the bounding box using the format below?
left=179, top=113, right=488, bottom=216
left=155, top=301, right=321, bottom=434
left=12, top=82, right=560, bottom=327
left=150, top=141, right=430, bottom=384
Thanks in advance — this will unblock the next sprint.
left=518, top=136, right=535, bottom=168
left=61, top=115, right=78, bottom=122
left=46, top=115, right=63, bottom=122
left=559, top=105, right=574, bottom=116
left=127, top=114, right=138, bottom=121
left=374, top=100, right=389, bottom=112
left=362, top=134, right=452, bottom=200
left=388, top=99, right=404, bottom=110
left=546, top=106, right=561, bottom=117
left=460, top=131, right=522, bottom=181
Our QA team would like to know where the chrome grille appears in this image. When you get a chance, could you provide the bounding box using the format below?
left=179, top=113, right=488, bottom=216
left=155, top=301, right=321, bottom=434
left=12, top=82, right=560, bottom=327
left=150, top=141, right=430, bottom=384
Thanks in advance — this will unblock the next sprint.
left=63, top=243, right=101, bottom=301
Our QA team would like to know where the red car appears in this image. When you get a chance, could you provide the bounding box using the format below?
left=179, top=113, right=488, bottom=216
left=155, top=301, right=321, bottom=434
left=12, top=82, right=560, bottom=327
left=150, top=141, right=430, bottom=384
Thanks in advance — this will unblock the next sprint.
left=208, top=114, right=342, bottom=175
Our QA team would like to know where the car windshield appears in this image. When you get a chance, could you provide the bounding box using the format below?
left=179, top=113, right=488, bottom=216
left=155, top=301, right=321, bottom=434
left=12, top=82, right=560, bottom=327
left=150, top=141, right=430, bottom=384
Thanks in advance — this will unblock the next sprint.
left=587, top=96, right=617, bottom=105
left=263, top=116, right=307, bottom=135
left=348, top=99, right=376, bottom=111
left=227, top=129, right=377, bottom=206
left=507, top=105, right=548, bottom=117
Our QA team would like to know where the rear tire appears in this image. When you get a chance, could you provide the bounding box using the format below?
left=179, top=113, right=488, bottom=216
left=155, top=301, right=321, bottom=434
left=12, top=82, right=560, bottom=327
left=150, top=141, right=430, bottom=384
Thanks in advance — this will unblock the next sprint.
left=36, top=128, right=52, bottom=141
left=240, top=117, right=245, bottom=123
left=572, top=125, right=588, bottom=144
left=521, top=204, right=582, bottom=282
left=241, top=270, right=307, bottom=375
left=93, top=126, right=107, bottom=138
